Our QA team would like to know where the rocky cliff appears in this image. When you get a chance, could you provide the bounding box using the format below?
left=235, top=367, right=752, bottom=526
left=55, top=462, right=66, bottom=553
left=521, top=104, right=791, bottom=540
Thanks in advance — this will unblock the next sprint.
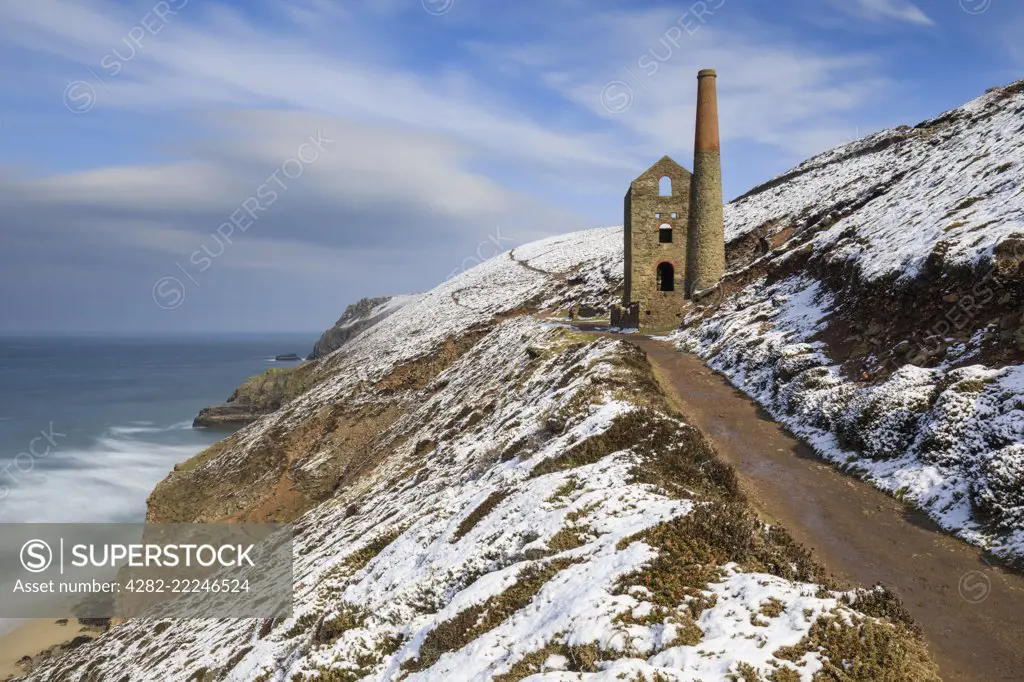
left=192, top=362, right=322, bottom=428
left=308, top=295, right=422, bottom=360
left=192, top=296, right=423, bottom=428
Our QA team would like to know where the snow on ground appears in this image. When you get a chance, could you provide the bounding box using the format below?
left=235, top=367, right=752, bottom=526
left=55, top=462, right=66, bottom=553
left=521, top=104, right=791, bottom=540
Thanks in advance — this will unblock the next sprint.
left=23, top=82, right=1023, bottom=682
left=725, top=82, right=1024, bottom=282
left=23, top=243, right=918, bottom=681
left=342, top=295, right=424, bottom=330
left=675, top=275, right=1024, bottom=558
left=677, top=80, right=1024, bottom=562
left=324, top=225, right=620, bottom=379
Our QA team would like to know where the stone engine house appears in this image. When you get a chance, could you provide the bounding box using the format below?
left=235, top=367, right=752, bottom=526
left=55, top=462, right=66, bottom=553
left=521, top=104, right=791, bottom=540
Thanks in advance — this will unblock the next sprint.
left=613, top=69, right=725, bottom=330
left=622, top=157, right=692, bottom=325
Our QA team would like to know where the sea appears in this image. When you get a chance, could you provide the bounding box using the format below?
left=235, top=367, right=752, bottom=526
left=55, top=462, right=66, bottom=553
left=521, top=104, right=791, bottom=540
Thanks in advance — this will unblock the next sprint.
left=0, top=333, right=318, bottom=526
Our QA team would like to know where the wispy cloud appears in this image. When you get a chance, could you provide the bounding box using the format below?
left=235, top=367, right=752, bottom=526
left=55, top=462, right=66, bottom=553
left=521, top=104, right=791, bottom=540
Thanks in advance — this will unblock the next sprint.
left=832, top=0, right=934, bottom=26
left=0, top=0, right=628, bottom=174
left=483, top=8, right=894, bottom=162
left=0, top=111, right=580, bottom=254
left=0, top=0, right=905, bottom=168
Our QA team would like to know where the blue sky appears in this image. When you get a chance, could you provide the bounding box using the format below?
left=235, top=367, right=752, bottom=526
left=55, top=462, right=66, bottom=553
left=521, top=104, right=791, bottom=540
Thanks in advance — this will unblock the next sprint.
left=0, top=0, right=1021, bottom=333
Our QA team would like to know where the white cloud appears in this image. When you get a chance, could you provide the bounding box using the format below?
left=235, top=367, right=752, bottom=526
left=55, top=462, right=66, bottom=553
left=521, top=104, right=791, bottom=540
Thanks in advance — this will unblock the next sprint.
left=0, top=0, right=629, bottom=174
left=0, top=0, right=902, bottom=171
left=0, top=110, right=583, bottom=273
left=484, top=9, right=895, bottom=161
left=832, top=0, right=934, bottom=26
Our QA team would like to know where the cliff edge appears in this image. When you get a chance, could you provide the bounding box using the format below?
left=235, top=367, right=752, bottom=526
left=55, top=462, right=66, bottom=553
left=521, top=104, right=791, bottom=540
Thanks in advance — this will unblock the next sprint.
left=192, top=295, right=423, bottom=428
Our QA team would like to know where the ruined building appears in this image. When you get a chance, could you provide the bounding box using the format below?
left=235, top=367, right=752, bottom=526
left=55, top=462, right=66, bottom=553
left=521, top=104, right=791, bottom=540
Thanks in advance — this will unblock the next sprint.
left=612, top=69, right=725, bottom=330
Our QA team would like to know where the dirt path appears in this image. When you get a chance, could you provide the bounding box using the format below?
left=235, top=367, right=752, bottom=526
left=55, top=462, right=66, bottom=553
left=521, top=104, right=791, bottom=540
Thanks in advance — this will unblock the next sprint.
left=602, top=331, right=1024, bottom=682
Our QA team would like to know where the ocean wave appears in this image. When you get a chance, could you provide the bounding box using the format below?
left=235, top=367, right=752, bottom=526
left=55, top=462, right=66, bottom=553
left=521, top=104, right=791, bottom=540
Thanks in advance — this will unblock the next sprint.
left=0, top=422, right=216, bottom=525
left=106, top=421, right=192, bottom=436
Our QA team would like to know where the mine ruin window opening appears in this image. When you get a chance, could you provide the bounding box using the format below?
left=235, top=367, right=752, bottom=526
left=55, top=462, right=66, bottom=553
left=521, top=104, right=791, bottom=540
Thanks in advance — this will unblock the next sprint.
left=659, top=176, right=672, bottom=196
left=659, top=223, right=673, bottom=243
left=657, top=262, right=675, bottom=291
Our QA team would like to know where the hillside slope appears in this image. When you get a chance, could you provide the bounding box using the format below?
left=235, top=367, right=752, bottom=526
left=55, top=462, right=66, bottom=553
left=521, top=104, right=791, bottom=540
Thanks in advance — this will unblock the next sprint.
left=678, top=79, right=1024, bottom=561
left=21, top=229, right=936, bottom=681
left=153, top=229, right=624, bottom=524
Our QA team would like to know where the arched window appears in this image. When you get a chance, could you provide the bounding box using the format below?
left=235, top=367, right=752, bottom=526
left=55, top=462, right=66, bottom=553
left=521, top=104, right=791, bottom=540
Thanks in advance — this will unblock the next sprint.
left=659, top=223, right=673, bottom=243
left=657, top=262, right=675, bottom=292
left=659, top=176, right=672, bottom=196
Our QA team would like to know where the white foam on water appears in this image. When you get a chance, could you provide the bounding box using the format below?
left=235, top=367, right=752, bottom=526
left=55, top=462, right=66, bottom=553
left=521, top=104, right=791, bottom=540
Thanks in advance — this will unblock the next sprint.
left=0, top=424, right=209, bottom=525
left=106, top=421, right=192, bottom=437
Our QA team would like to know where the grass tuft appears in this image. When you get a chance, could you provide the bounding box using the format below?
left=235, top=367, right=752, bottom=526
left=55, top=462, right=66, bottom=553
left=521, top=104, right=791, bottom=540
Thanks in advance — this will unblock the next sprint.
left=402, top=558, right=577, bottom=673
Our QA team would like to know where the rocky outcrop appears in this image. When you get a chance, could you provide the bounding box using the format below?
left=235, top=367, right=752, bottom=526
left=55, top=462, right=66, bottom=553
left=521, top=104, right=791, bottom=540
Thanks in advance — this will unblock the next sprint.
left=193, top=296, right=420, bottom=428
left=308, top=295, right=418, bottom=359
left=192, top=362, right=320, bottom=428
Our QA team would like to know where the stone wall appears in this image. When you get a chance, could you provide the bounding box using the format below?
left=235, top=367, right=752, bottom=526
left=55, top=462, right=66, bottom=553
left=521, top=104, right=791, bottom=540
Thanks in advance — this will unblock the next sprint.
left=624, top=156, right=691, bottom=329
left=688, top=151, right=725, bottom=293
left=610, top=303, right=640, bottom=329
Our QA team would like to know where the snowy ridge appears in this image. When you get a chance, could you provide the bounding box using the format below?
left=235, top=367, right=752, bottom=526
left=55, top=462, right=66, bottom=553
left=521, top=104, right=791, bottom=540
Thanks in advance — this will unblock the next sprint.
left=183, top=226, right=625, bottom=494
left=21, top=226, right=934, bottom=680
left=679, top=80, right=1024, bottom=561
left=323, top=226, right=623, bottom=378
left=307, top=294, right=425, bottom=360
left=726, top=82, right=1024, bottom=281
left=337, top=296, right=422, bottom=331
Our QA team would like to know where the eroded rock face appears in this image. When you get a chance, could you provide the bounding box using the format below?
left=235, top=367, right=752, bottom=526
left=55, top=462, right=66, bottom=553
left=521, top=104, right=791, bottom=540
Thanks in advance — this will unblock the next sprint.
left=308, top=296, right=419, bottom=360
left=192, top=403, right=267, bottom=429
left=192, top=362, right=320, bottom=428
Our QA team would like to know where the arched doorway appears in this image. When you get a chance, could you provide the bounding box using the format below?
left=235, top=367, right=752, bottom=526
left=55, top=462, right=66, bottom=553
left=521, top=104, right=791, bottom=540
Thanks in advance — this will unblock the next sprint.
left=656, top=262, right=675, bottom=292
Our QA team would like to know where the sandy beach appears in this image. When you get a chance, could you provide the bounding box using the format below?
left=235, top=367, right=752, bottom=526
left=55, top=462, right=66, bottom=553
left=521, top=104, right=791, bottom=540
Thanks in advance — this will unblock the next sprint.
left=0, top=619, right=97, bottom=680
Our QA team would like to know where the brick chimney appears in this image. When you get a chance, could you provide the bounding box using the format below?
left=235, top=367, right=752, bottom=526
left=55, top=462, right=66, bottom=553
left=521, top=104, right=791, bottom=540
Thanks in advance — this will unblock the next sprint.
left=687, top=68, right=725, bottom=295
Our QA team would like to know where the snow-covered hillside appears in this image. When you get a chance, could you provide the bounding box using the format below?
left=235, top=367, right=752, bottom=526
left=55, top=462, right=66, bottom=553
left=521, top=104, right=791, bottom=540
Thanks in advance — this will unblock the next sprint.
left=678, top=79, right=1024, bottom=561
left=21, top=228, right=934, bottom=681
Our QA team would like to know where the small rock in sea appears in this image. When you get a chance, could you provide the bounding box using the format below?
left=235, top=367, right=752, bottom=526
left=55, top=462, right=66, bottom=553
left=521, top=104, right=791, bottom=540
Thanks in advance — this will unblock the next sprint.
left=275, top=354, right=301, bottom=362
